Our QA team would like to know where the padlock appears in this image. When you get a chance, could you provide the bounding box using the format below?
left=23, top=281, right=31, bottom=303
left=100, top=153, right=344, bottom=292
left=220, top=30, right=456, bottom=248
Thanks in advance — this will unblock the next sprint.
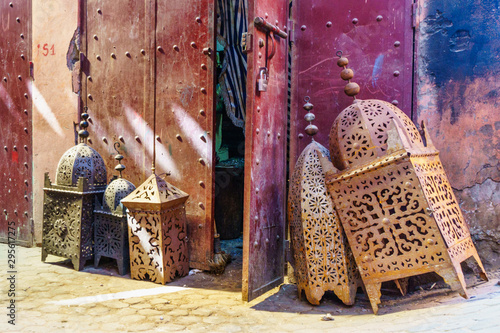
left=257, top=67, right=268, bottom=92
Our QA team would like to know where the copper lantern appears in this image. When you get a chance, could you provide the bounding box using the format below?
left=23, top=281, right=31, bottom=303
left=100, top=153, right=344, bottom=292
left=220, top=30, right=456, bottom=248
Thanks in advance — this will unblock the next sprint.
left=288, top=98, right=361, bottom=305
left=325, top=99, right=488, bottom=314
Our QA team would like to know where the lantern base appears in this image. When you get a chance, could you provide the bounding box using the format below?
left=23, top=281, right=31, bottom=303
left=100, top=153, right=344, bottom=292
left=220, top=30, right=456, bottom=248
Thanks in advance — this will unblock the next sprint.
left=94, top=212, right=130, bottom=275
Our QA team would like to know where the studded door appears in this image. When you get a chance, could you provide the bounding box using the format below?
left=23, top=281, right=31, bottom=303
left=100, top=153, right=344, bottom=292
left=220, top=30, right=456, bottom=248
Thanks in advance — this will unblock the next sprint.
left=0, top=0, right=33, bottom=246
left=155, top=0, right=216, bottom=269
left=242, top=0, right=289, bottom=301
left=82, top=0, right=216, bottom=269
left=82, top=0, right=154, bottom=183
left=290, top=0, right=415, bottom=169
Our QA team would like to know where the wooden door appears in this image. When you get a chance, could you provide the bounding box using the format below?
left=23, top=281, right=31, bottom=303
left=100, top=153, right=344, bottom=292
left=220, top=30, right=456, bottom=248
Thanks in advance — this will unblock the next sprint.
left=290, top=0, right=415, bottom=168
left=81, top=0, right=216, bottom=269
left=0, top=0, right=33, bottom=246
left=155, top=0, right=216, bottom=269
left=242, top=0, right=289, bottom=301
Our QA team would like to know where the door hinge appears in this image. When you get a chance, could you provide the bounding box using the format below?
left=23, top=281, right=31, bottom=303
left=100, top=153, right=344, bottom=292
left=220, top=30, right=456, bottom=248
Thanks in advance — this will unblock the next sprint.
left=412, top=1, right=418, bottom=28
left=241, top=32, right=252, bottom=54
left=288, top=19, right=295, bottom=44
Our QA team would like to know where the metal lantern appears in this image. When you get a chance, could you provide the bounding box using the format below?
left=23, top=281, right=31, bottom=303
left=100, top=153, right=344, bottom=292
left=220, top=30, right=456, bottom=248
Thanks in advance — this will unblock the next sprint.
left=288, top=97, right=361, bottom=305
left=42, top=111, right=107, bottom=271
left=93, top=143, right=136, bottom=275
left=324, top=54, right=488, bottom=314
left=325, top=99, right=488, bottom=314
left=121, top=173, right=189, bottom=284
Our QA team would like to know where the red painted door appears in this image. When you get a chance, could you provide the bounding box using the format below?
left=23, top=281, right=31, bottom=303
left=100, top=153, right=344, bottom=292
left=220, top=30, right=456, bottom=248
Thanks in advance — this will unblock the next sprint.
left=242, top=0, right=289, bottom=301
left=290, top=0, right=415, bottom=169
left=0, top=0, right=33, bottom=246
left=81, top=0, right=216, bottom=269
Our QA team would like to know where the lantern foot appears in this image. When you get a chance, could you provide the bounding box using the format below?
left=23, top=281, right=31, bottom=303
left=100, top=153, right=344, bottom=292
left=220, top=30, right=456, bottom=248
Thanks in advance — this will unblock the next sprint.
left=117, top=258, right=128, bottom=276
left=41, top=248, right=48, bottom=262
left=436, top=265, right=468, bottom=299
left=72, top=257, right=84, bottom=271
left=395, top=277, right=409, bottom=296
left=94, top=254, right=101, bottom=268
left=304, top=287, right=321, bottom=306
left=472, top=253, right=488, bottom=282
left=364, top=281, right=382, bottom=315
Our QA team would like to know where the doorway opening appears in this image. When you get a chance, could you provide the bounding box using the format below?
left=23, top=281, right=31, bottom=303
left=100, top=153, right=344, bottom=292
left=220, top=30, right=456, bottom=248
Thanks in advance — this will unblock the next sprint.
left=213, top=0, right=248, bottom=275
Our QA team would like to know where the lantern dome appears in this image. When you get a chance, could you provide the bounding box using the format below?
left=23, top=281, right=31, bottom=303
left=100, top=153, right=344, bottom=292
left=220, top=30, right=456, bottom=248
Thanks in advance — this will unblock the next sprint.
left=102, top=177, right=136, bottom=214
left=329, top=99, right=424, bottom=171
left=55, top=143, right=107, bottom=189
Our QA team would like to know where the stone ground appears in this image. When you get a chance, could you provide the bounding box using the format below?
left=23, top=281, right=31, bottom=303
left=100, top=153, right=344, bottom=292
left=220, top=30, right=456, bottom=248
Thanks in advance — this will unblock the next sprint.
left=1, top=240, right=499, bottom=333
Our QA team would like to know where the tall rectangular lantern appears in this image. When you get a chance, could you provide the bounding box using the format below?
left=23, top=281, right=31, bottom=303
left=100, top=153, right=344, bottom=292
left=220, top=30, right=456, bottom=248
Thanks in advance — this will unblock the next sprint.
left=121, top=174, right=189, bottom=284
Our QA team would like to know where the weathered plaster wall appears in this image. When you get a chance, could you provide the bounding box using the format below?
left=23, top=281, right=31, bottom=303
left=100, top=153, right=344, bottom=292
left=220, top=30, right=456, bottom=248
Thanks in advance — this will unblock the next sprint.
left=32, top=1, right=79, bottom=244
left=416, top=1, right=500, bottom=267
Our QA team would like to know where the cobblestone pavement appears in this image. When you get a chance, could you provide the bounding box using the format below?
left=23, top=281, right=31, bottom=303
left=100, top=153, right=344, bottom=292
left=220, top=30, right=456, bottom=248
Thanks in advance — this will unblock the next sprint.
left=1, top=243, right=499, bottom=333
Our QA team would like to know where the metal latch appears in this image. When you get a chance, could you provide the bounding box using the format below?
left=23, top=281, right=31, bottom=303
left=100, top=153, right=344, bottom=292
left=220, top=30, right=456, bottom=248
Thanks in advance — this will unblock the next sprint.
left=241, top=32, right=252, bottom=54
left=252, top=17, right=288, bottom=93
left=254, top=17, right=288, bottom=39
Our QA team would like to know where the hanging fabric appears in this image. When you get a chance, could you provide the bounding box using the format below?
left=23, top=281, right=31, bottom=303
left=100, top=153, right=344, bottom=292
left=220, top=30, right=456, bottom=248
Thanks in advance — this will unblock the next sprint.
left=217, top=0, right=248, bottom=130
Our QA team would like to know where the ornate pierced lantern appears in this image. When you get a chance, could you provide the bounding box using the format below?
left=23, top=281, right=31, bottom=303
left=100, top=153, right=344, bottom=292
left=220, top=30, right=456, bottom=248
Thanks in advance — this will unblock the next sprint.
left=288, top=97, right=361, bottom=305
left=324, top=54, right=488, bottom=314
left=42, top=111, right=107, bottom=271
left=93, top=143, right=136, bottom=275
left=121, top=173, right=189, bottom=284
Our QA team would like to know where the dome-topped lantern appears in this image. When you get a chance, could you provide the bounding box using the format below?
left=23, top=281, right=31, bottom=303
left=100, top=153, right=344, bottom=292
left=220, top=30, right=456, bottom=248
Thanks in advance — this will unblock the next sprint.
left=93, top=142, right=136, bottom=275
left=329, top=99, right=425, bottom=171
left=288, top=97, right=361, bottom=306
left=324, top=53, right=488, bottom=314
left=42, top=110, right=107, bottom=271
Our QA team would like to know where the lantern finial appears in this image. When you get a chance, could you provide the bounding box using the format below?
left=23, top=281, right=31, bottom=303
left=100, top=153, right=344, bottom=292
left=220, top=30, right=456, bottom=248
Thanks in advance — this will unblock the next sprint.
left=113, top=142, right=126, bottom=178
left=336, top=50, right=360, bottom=101
left=303, top=96, right=318, bottom=139
left=78, top=107, right=91, bottom=144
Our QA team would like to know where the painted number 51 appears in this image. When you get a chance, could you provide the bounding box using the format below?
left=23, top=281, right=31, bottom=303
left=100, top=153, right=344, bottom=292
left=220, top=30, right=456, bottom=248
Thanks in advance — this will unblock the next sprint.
left=37, top=43, right=55, bottom=56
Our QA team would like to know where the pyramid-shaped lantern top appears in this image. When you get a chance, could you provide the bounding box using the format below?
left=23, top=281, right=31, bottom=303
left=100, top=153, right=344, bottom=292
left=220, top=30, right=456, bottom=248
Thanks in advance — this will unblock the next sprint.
left=121, top=174, right=189, bottom=211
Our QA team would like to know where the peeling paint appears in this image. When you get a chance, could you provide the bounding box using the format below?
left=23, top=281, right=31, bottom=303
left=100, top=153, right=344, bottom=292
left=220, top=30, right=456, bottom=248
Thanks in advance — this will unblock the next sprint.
left=66, top=27, right=80, bottom=71
left=417, top=0, right=500, bottom=266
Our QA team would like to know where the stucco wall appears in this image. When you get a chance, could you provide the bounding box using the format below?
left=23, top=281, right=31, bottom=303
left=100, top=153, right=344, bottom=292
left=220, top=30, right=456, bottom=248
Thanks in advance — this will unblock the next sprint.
left=416, top=1, right=500, bottom=267
left=32, top=1, right=79, bottom=243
